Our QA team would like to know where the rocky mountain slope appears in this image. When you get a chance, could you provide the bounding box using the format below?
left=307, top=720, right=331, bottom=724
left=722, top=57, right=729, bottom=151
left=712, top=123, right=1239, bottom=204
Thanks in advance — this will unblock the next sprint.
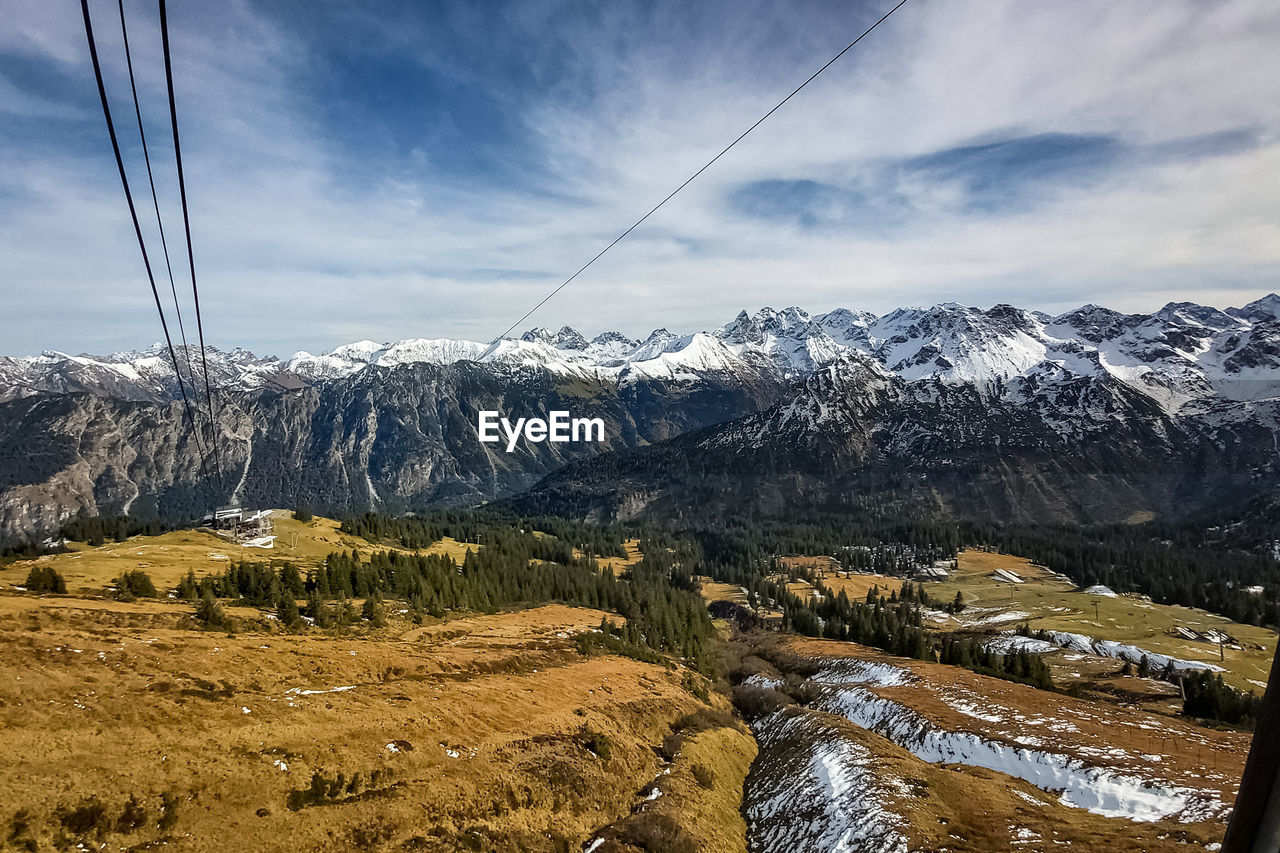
left=1, top=294, right=1277, bottom=540
left=512, top=349, right=1280, bottom=525
left=0, top=361, right=785, bottom=541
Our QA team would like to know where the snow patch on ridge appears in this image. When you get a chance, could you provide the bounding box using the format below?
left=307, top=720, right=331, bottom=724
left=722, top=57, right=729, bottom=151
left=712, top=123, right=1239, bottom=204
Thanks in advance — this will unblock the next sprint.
left=813, top=683, right=1226, bottom=823
left=747, top=710, right=908, bottom=853
left=1040, top=631, right=1224, bottom=673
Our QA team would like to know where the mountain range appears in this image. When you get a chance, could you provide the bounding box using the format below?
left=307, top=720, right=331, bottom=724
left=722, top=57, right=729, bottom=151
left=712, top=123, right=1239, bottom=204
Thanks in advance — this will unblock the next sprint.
left=1, top=295, right=1277, bottom=541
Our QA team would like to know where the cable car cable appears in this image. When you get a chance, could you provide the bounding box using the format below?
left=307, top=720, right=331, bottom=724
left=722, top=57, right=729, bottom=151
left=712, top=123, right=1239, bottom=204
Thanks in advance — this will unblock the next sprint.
left=159, top=0, right=226, bottom=492
left=485, top=0, right=910, bottom=349
left=79, top=0, right=216, bottom=509
left=116, top=0, right=199, bottom=395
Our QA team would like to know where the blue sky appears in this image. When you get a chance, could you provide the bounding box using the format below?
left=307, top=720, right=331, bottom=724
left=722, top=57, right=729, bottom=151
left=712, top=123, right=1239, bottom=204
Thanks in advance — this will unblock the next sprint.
left=2, top=0, right=1279, bottom=357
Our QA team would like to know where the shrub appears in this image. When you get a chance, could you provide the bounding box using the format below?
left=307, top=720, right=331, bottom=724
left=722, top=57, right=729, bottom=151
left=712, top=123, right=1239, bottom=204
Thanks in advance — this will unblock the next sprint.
left=177, top=570, right=200, bottom=601
left=24, top=565, right=66, bottom=594
left=158, top=792, right=179, bottom=832
left=1183, top=671, right=1260, bottom=726
left=575, top=631, right=663, bottom=665
left=116, top=795, right=147, bottom=833
left=276, top=593, right=302, bottom=630
left=294, top=507, right=313, bottom=523
left=8, top=809, right=37, bottom=852
left=195, top=589, right=229, bottom=630
left=351, top=818, right=396, bottom=848
left=57, top=797, right=107, bottom=839
left=114, top=570, right=157, bottom=601
left=607, top=813, right=698, bottom=853
left=691, top=763, right=715, bottom=789
left=581, top=729, right=612, bottom=762
left=361, top=595, right=386, bottom=627
left=727, top=653, right=776, bottom=686
left=731, top=684, right=793, bottom=720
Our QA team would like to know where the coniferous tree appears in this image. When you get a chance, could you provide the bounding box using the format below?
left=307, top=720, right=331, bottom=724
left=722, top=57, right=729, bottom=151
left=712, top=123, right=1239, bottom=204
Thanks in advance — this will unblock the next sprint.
left=196, top=589, right=228, bottom=630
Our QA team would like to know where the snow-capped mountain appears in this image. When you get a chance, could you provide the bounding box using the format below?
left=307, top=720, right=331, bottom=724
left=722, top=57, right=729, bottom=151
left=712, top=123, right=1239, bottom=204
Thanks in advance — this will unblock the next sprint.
left=2, top=294, right=1277, bottom=540
left=0, top=344, right=306, bottom=404
left=4, top=294, right=1275, bottom=412
left=519, top=344, right=1280, bottom=527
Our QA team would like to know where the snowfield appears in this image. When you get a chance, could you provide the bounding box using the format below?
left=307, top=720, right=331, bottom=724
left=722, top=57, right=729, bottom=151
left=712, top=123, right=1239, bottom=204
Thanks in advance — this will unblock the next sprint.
left=8, top=297, right=1277, bottom=412
left=808, top=659, right=916, bottom=688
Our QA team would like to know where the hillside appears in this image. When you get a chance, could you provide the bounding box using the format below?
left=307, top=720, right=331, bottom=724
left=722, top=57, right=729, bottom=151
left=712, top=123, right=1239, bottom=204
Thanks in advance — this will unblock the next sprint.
left=2, top=509, right=1270, bottom=851
left=927, top=550, right=1277, bottom=696
left=512, top=351, right=1280, bottom=525
left=735, top=636, right=1248, bottom=851
left=0, top=516, right=753, bottom=852
left=0, top=361, right=784, bottom=542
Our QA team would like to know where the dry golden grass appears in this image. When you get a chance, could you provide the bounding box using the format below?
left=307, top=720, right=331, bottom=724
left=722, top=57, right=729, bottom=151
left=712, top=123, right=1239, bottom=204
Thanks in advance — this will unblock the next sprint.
left=579, top=538, right=644, bottom=573
left=776, top=554, right=843, bottom=573
left=0, top=582, right=748, bottom=852
left=927, top=549, right=1278, bottom=693
left=637, top=723, right=757, bottom=853
left=820, top=573, right=905, bottom=602
left=697, top=578, right=749, bottom=606
left=777, top=636, right=1247, bottom=850
left=0, top=512, right=474, bottom=596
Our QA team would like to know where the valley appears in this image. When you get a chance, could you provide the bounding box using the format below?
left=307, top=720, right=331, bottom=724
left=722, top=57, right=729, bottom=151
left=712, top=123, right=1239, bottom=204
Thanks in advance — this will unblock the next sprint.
left=926, top=550, right=1277, bottom=696
left=2, top=513, right=1269, bottom=851
left=9, top=2, right=1279, bottom=849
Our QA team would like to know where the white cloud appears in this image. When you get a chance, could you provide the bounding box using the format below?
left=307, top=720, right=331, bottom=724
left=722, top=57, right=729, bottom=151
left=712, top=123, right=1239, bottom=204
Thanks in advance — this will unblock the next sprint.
left=1, top=0, right=1278, bottom=357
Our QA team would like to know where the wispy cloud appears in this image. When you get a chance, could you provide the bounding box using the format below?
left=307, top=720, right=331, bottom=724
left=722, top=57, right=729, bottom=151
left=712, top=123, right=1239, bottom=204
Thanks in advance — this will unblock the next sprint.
left=1, top=0, right=1278, bottom=357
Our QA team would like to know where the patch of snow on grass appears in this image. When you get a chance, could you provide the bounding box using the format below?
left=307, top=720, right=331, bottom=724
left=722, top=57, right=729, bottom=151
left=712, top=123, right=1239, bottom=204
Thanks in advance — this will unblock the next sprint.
left=810, top=659, right=914, bottom=687
left=1081, top=585, right=1119, bottom=597
left=747, top=710, right=907, bottom=852
left=965, top=610, right=1031, bottom=627
left=286, top=685, right=356, bottom=696
left=1013, top=790, right=1044, bottom=806
left=815, top=685, right=1225, bottom=823
left=1043, top=631, right=1224, bottom=673
left=983, top=635, right=1055, bottom=655
left=933, top=687, right=1005, bottom=723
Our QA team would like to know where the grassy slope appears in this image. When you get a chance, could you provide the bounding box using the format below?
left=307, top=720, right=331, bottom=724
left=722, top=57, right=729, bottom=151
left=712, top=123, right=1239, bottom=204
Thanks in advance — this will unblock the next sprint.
left=0, top=519, right=751, bottom=853
left=0, top=511, right=473, bottom=593
left=928, top=549, right=1277, bottom=693
left=775, top=636, right=1249, bottom=850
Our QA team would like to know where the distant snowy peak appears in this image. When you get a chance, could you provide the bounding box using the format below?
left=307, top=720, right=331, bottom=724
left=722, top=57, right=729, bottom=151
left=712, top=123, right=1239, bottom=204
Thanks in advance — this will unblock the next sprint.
left=715, top=306, right=845, bottom=374
left=3, top=294, right=1277, bottom=410
left=865, top=303, right=1048, bottom=388
left=1154, top=302, right=1245, bottom=332
left=1228, top=293, right=1280, bottom=323
left=586, top=331, right=639, bottom=361
left=521, top=325, right=591, bottom=350
left=813, top=307, right=876, bottom=347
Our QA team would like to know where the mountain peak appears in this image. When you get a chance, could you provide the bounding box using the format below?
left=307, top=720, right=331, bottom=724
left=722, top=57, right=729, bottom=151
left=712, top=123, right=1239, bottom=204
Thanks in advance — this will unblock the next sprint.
left=1228, top=293, right=1280, bottom=323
